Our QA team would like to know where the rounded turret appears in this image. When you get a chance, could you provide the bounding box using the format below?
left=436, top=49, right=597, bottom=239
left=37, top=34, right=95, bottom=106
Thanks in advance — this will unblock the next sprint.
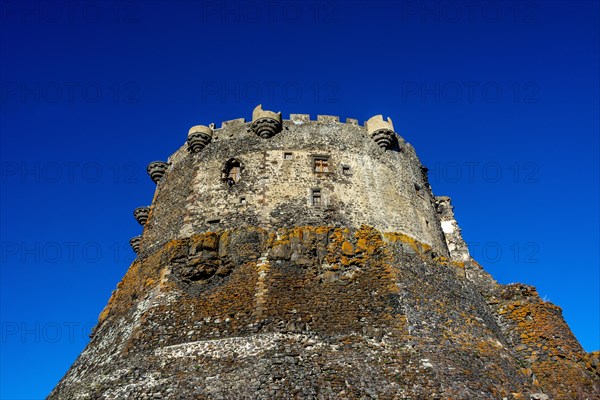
left=187, top=124, right=214, bottom=153
left=366, top=115, right=396, bottom=149
left=133, top=206, right=150, bottom=226
left=146, top=161, right=169, bottom=184
left=251, top=104, right=282, bottom=138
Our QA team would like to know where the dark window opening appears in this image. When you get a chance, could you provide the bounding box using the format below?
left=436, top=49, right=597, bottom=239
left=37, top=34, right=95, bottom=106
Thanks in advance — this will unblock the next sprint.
left=239, top=197, right=247, bottom=205
left=224, top=159, right=242, bottom=186
left=312, top=189, right=322, bottom=206
left=207, top=218, right=221, bottom=224
left=314, top=157, right=329, bottom=173
left=284, top=152, right=293, bottom=160
left=342, top=165, right=351, bottom=175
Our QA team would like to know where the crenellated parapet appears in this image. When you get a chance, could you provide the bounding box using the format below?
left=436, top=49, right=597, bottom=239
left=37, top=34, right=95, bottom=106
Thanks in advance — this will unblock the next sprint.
left=146, top=161, right=169, bottom=184
left=133, top=206, right=150, bottom=226
left=366, top=115, right=396, bottom=149
left=251, top=104, right=282, bottom=138
left=187, top=124, right=214, bottom=153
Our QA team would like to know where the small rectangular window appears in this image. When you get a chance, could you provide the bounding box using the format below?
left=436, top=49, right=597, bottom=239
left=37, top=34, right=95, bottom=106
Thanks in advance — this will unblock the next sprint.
left=342, top=165, right=351, bottom=175
left=314, top=157, right=329, bottom=173
left=284, top=152, right=293, bottom=160
left=312, top=189, right=322, bottom=206
left=239, top=197, right=246, bottom=205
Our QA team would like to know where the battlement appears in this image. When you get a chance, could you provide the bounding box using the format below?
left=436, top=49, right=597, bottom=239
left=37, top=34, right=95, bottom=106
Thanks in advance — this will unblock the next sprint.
left=215, top=115, right=364, bottom=128
left=197, top=108, right=398, bottom=134
left=213, top=115, right=393, bottom=128
left=183, top=107, right=402, bottom=156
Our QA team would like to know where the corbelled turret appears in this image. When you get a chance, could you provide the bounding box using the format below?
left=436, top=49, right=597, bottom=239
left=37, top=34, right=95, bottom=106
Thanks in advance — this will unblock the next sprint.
left=251, top=104, right=282, bottom=138
left=128, top=235, right=141, bottom=255
left=146, top=161, right=169, bottom=184
left=133, top=206, right=150, bottom=226
left=366, top=114, right=396, bottom=149
left=187, top=124, right=214, bottom=153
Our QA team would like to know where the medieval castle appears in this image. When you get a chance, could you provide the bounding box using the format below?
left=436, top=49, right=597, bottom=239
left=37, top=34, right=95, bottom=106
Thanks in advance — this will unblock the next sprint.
left=50, top=106, right=599, bottom=399
left=130, top=105, right=466, bottom=261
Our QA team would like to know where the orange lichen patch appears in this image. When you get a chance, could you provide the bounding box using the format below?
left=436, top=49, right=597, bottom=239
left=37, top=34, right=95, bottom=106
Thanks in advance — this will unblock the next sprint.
left=97, top=257, right=153, bottom=324
left=97, top=300, right=112, bottom=324
left=341, top=241, right=354, bottom=256
left=434, top=255, right=450, bottom=264
left=202, top=232, right=219, bottom=250
left=355, top=237, right=368, bottom=253
left=383, top=231, right=432, bottom=254
left=217, top=231, right=230, bottom=257
left=584, top=351, right=600, bottom=378
left=443, top=260, right=467, bottom=278
left=87, top=227, right=598, bottom=400
left=354, top=225, right=385, bottom=255
left=494, top=284, right=599, bottom=399
left=97, top=231, right=229, bottom=326
left=144, top=278, right=156, bottom=287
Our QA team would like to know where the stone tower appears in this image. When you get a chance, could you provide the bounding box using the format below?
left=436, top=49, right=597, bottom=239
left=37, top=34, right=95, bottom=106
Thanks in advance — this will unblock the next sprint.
left=50, top=106, right=599, bottom=399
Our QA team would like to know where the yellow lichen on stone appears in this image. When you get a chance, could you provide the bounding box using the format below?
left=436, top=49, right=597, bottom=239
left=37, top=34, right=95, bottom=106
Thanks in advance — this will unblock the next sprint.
left=341, top=241, right=354, bottom=256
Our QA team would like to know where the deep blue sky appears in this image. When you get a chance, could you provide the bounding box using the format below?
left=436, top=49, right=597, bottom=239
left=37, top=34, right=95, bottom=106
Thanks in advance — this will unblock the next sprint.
left=1, top=1, right=598, bottom=398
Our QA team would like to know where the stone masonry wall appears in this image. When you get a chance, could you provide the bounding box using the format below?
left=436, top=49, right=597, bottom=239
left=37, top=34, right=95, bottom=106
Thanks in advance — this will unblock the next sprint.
left=49, top=226, right=600, bottom=399
left=138, top=115, right=449, bottom=259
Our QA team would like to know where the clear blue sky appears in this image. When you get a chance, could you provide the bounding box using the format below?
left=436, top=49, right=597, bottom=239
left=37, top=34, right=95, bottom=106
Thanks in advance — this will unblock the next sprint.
left=1, top=1, right=598, bottom=398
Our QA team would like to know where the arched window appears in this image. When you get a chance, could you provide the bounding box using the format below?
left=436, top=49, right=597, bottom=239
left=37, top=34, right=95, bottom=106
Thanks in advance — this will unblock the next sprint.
left=223, top=159, right=242, bottom=186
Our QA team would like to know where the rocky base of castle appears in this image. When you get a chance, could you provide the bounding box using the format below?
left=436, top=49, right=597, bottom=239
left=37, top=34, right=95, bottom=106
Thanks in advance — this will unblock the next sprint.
left=49, top=226, right=600, bottom=399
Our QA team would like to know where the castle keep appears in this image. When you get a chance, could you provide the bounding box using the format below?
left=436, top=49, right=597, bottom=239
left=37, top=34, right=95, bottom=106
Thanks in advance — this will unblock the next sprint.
left=50, top=106, right=599, bottom=399
left=131, top=105, right=453, bottom=260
